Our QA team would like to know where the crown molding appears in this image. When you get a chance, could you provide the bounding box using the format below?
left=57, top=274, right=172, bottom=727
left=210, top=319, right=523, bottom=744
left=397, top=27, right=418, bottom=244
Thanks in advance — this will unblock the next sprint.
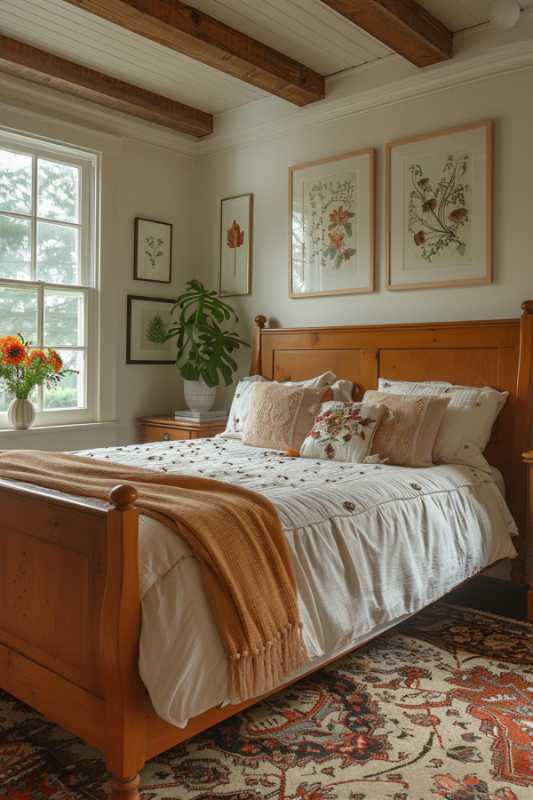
left=197, top=36, right=533, bottom=155
left=0, top=72, right=198, bottom=157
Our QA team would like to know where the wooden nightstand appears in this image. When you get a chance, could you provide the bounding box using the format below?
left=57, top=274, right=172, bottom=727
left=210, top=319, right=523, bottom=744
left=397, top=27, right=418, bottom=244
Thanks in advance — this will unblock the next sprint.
left=523, top=450, right=533, bottom=621
left=138, top=415, right=227, bottom=444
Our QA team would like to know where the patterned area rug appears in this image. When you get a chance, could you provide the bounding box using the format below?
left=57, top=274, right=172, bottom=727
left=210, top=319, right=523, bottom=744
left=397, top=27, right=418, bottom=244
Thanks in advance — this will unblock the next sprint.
left=1, top=603, right=532, bottom=800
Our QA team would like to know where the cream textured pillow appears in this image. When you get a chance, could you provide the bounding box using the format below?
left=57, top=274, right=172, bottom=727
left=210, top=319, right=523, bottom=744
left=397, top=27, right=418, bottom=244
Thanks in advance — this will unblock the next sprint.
left=376, top=379, right=508, bottom=469
left=300, top=401, right=386, bottom=462
left=224, top=372, right=336, bottom=437
left=363, top=390, right=450, bottom=467
left=242, top=383, right=325, bottom=451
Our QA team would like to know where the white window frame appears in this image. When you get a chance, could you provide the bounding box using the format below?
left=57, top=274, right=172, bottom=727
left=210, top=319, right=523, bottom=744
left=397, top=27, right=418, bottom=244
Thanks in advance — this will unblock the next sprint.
left=0, top=130, right=99, bottom=428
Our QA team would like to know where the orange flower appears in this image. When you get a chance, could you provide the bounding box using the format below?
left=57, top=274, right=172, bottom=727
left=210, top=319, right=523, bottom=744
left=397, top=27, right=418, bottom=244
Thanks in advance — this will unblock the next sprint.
left=227, top=220, right=244, bottom=249
left=2, top=339, right=26, bottom=365
left=328, top=229, right=345, bottom=251
left=0, top=335, right=21, bottom=351
left=48, top=349, right=63, bottom=373
left=329, top=206, right=349, bottom=226
left=26, top=349, right=48, bottom=367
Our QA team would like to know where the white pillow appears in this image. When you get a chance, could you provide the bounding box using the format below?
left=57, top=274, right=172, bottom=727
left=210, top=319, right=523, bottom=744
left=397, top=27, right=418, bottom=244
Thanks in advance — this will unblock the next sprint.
left=224, top=375, right=267, bottom=435
left=378, top=378, right=451, bottom=393
left=280, top=371, right=337, bottom=389
left=330, top=379, right=354, bottom=402
left=376, top=378, right=508, bottom=470
left=224, top=372, right=336, bottom=437
left=300, top=401, right=386, bottom=463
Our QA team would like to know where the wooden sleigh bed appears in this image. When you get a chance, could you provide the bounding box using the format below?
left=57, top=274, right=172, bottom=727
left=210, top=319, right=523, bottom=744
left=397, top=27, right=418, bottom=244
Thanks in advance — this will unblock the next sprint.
left=1, top=302, right=532, bottom=800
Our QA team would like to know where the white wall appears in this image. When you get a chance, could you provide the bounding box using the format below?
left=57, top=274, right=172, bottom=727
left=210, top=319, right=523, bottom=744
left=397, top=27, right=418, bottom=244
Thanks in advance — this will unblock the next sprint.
left=196, top=67, right=533, bottom=384
left=1, top=65, right=533, bottom=447
left=0, top=94, right=196, bottom=450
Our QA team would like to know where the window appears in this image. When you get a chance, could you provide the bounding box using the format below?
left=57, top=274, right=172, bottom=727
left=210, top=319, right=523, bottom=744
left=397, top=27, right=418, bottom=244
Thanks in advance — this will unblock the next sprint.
left=0, top=132, right=98, bottom=426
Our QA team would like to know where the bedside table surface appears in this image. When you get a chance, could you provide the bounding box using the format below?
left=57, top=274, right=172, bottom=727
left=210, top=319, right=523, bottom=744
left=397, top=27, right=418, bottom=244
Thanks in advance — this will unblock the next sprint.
left=139, top=414, right=227, bottom=429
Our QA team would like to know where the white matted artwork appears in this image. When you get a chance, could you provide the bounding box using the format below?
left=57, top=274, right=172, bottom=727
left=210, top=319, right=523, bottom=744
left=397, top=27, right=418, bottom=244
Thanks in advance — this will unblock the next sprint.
left=386, top=120, right=493, bottom=290
left=219, top=193, right=252, bottom=296
left=126, top=295, right=176, bottom=364
left=134, top=217, right=173, bottom=283
left=289, top=148, right=375, bottom=299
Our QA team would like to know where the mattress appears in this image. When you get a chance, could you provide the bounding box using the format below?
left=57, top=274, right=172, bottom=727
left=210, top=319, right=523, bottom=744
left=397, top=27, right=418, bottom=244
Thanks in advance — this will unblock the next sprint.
left=76, top=436, right=518, bottom=728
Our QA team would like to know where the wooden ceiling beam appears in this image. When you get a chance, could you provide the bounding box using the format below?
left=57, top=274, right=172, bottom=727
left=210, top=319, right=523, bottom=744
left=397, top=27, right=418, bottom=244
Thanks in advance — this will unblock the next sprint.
left=0, top=34, right=213, bottom=137
left=63, top=0, right=325, bottom=106
left=321, top=0, right=452, bottom=67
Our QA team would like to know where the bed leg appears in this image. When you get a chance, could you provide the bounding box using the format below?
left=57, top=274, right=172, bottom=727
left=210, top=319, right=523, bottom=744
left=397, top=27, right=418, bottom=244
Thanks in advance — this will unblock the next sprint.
left=109, top=773, right=140, bottom=800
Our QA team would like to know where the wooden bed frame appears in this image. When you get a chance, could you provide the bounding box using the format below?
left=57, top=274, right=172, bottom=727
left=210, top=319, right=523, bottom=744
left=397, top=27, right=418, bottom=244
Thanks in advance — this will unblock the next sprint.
left=1, top=302, right=532, bottom=800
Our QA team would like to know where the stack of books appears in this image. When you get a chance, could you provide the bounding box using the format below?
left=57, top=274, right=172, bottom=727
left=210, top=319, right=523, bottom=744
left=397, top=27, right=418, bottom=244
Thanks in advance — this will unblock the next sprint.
left=174, top=409, right=227, bottom=423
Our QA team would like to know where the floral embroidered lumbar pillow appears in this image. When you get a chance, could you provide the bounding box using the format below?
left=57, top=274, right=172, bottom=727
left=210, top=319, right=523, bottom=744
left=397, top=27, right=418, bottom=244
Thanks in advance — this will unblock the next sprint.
left=300, top=401, right=386, bottom=463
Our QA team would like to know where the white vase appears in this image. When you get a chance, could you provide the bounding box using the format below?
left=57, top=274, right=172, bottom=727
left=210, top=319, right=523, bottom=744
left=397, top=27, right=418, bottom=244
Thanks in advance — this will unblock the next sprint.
left=8, top=398, right=36, bottom=430
left=184, top=379, right=217, bottom=413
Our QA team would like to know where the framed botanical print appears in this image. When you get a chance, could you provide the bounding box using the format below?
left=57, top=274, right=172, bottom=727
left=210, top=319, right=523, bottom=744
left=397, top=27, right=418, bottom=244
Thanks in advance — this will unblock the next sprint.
left=289, top=148, right=375, bottom=299
left=134, top=217, right=173, bottom=283
left=386, top=120, right=493, bottom=290
left=126, top=295, right=175, bottom=364
left=219, top=193, right=252, bottom=296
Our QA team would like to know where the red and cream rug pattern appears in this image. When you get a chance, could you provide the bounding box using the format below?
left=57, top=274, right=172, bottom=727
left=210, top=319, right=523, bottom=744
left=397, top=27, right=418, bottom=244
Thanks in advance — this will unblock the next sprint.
left=1, top=603, right=532, bottom=800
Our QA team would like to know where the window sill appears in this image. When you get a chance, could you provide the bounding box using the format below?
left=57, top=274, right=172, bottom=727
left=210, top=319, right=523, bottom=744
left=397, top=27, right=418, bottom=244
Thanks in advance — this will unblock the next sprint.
left=0, top=420, right=119, bottom=437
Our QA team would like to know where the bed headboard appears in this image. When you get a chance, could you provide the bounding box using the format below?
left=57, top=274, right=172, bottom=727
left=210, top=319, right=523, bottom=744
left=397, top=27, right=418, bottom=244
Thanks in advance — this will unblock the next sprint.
left=251, top=301, right=533, bottom=584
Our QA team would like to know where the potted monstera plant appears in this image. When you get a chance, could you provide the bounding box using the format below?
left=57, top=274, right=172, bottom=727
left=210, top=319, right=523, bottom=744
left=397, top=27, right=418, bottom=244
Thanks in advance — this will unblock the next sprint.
left=150, top=280, right=249, bottom=412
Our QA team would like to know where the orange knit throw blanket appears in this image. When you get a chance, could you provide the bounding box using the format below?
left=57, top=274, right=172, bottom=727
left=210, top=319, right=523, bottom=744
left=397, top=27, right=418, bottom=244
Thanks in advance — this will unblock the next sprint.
left=0, top=450, right=307, bottom=701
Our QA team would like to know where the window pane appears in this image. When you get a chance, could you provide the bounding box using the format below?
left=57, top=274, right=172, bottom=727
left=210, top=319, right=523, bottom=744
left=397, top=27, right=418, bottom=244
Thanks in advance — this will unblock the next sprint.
left=0, top=285, right=38, bottom=341
left=0, top=385, right=10, bottom=413
left=0, top=149, right=32, bottom=214
left=38, top=159, right=79, bottom=223
left=43, top=349, right=84, bottom=410
left=44, top=290, right=84, bottom=346
left=0, top=214, right=32, bottom=280
left=37, top=221, right=79, bottom=284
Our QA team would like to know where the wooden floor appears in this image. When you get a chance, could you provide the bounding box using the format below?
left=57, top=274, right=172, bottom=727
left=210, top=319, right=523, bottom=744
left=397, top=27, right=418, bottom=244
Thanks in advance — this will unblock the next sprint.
left=448, top=575, right=528, bottom=621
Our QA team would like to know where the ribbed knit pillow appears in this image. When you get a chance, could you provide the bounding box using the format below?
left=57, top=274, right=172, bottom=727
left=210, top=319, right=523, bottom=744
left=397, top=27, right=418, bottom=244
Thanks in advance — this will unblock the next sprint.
left=242, top=383, right=325, bottom=452
left=363, top=390, right=450, bottom=467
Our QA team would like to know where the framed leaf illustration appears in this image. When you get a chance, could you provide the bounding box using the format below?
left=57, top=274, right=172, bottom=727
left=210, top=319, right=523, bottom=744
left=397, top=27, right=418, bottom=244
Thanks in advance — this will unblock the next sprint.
left=386, top=120, right=493, bottom=290
left=289, top=148, right=375, bottom=299
left=134, top=217, right=173, bottom=283
left=219, top=194, right=252, bottom=296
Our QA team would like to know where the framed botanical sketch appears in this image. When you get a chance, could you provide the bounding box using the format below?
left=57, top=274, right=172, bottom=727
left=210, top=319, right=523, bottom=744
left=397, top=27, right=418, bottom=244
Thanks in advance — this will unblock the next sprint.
left=289, top=148, right=375, bottom=299
left=126, top=295, right=175, bottom=364
left=134, top=217, right=173, bottom=283
left=386, top=120, right=493, bottom=290
left=219, top=193, right=252, bottom=296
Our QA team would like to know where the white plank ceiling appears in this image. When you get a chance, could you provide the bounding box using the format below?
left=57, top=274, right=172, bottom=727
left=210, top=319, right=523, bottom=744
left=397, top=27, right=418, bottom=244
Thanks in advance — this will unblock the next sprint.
left=0, top=0, right=532, bottom=116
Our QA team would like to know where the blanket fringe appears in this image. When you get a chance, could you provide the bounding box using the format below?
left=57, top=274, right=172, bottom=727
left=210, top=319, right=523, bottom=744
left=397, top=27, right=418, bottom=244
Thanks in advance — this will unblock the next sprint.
left=229, top=623, right=307, bottom=702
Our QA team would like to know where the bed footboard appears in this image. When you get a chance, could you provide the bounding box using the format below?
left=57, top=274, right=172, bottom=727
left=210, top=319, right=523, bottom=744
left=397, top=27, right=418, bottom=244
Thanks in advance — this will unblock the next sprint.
left=0, top=480, right=147, bottom=799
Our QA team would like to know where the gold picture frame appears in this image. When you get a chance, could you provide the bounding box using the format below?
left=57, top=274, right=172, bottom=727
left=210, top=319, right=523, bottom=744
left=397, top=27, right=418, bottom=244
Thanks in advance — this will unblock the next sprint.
left=386, top=120, right=493, bottom=291
left=289, top=148, right=375, bottom=299
left=219, top=193, right=253, bottom=297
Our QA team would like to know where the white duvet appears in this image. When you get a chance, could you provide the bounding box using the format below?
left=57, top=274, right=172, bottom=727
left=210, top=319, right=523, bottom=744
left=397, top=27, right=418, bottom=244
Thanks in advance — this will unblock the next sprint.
left=77, top=436, right=518, bottom=728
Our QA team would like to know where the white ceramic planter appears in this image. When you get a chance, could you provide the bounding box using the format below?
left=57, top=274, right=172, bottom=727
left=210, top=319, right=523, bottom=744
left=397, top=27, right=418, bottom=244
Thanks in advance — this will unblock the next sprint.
left=8, top=398, right=36, bottom=430
left=184, top=379, right=217, bottom=413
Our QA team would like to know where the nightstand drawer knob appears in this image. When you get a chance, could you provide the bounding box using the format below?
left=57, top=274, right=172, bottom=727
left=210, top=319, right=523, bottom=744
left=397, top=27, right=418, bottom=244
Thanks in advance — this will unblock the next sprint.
left=162, top=432, right=171, bottom=441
